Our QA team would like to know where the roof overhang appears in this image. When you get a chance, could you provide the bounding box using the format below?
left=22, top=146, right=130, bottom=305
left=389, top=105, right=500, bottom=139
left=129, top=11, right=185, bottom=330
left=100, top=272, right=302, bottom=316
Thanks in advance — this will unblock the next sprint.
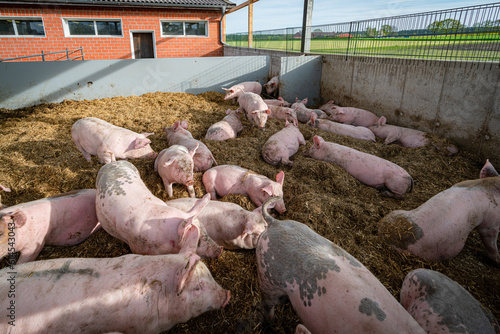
left=0, top=0, right=235, bottom=11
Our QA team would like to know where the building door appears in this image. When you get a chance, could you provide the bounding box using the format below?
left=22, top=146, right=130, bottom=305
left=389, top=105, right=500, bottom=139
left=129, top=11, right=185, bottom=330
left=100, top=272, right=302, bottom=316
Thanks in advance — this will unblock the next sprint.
left=132, top=33, right=154, bottom=59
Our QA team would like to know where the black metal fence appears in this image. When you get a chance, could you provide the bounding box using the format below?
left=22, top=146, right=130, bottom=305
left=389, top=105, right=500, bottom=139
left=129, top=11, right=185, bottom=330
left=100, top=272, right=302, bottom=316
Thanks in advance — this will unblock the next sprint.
left=226, top=3, right=500, bottom=62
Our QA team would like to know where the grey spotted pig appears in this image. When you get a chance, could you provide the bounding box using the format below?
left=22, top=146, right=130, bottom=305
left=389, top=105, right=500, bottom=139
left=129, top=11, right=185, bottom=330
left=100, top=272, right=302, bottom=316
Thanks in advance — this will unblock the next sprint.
left=256, top=196, right=425, bottom=334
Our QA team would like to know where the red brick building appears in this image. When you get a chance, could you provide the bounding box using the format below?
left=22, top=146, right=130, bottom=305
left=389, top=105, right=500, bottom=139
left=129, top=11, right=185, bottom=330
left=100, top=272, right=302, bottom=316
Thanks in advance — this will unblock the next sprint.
left=0, top=0, right=235, bottom=61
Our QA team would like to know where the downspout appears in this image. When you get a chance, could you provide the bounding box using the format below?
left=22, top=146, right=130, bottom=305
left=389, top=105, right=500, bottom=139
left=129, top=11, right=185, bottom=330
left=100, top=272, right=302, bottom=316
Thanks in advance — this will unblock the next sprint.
left=220, top=6, right=228, bottom=46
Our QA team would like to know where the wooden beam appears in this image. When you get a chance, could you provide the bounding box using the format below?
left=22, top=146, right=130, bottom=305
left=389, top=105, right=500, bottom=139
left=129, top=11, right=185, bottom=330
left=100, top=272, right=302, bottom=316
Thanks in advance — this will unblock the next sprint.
left=225, top=0, right=259, bottom=14
left=248, top=0, right=253, bottom=47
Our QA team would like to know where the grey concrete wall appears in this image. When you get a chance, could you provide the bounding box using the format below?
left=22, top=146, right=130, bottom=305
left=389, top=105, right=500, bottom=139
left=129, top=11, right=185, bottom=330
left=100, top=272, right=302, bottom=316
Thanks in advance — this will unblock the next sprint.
left=321, top=54, right=500, bottom=164
left=0, top=56, right=269, bottom=110
left=224, top=47, right=322, bottom=104
left=224, top=46, right=500, bottom=164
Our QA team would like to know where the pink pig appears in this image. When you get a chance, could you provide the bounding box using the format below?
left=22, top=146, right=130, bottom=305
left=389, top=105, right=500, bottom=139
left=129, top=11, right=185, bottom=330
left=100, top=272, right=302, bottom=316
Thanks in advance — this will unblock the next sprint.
left=0, top=189, right=101, bottom=264
left=71, top=117, right=157, bottom=164
left=328, top=105, right=380, bottom=127
left=369, top=116, right=428, bottom=147
left=308, top=113, right=376, bottom=142
left=0, top=244, right=230, bottom=333
left=202, top=165, right=286, bottom=213
left=222, top=81, right=262, bottom=102
left=291, top=97, right=328, bottom=123
left=163, top=120, right=217, bottom=172
left=205, top=109, right=244, bottom=141
left=262, top=120, right=305, bottom=166
left=268, top=105, right=298, bottom=125
left=263, top=76, right=279, bottom=96
left=378, top=160, right=500, bottom=263
left=305, top=135, right=413, bottom=198
left=167, top=197, right=267, bottom=250
left=96, top=160, right=222, bottom=258
left=256, top=196, right=425, bottom=334
left=237, top=92, right=271, bottom=129
left=400, top=269, right=500, bottom=334
left=318, top=100, right=339, bottom=116
left=369, top=116, right=459, bottom=155
left=154, top=144, right=198, bottom=198
left=264, top=97, right=291, bottom=107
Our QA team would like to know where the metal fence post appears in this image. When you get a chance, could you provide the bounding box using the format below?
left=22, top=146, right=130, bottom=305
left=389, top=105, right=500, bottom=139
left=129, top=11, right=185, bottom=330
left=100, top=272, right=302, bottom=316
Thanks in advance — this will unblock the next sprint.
left=346, top=22, right=353, bottom=60
left=41, top=50, right=45, bottom=61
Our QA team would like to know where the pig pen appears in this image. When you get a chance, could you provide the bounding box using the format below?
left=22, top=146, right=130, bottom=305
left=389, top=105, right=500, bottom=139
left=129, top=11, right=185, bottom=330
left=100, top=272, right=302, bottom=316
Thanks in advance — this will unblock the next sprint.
left=0, top=91, right=499, bottom=333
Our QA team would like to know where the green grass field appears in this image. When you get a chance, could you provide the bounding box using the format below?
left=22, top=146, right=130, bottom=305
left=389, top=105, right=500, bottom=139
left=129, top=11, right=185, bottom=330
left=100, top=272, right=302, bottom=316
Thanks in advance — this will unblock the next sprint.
left=226, top=34, right=500, bottom=61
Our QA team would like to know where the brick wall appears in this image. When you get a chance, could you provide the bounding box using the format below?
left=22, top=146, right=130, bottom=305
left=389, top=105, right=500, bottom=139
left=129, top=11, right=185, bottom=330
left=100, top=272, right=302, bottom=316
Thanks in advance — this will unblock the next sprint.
left=0, top=5, right=224, bottom=61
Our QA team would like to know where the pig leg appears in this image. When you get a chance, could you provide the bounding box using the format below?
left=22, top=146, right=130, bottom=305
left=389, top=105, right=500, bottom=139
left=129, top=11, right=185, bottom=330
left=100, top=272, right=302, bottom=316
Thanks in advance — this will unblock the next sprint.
left=16, top=246, right=42, bottom=264
left=187, top=184, right=195, bottom=198
left=98, top=150, right=116, bottom=164
left=74, top=140, right=92, bottom=162
left=164, top=181, right=174, bottom=197
left=296, top=324, right=312, bottom=334
left=202, top=174, right=218, bottom=200
left=476, top=225, right=500, bottom=264
left=258, top=273, right=285, bottom=323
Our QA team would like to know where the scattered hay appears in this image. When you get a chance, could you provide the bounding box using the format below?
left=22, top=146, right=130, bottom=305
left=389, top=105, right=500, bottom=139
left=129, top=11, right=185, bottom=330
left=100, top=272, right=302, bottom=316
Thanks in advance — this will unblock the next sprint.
left=0, top=91, right=498, bottom=333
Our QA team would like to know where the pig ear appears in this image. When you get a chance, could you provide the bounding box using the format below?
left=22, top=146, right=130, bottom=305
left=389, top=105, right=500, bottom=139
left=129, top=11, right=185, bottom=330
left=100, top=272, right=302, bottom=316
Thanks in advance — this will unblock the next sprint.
left=480, top=159, right=499, bottom=178
left=222, top=87, right=228, bottom=91
left=242, top=222, right=254, bottom=235
left=181, top=121, right=188, bottom=129
left=226, top=109, right=232, bottom=115
left=293, top=118, right=298, bottom=127
left=285, top=119, right=290, bottom=127
left=134, top=138, right=151, bottom=149
left=173, top=121, right=181, bottom=131
left=276, top=171, right=285, bottom=185
left=379, top=116, right=387, bottom=126
left=178, top=220, right=200, bottom=254
left=313, top=135, right=323, bottom=148
left=295, top=97, right=299, bottom=102
left=186, top=193, right=210, bottom=217
left=1, top=210, right=27, bottom=228
left=337, top=110, right=345, bottom=115
left=176, top=252, right=201, bottom=295
left=163, top=157, right=177, bottom=167
left=141, top=132, right=154, bottom=138
left=189, top=143, right=199, bottom=158
left=261, top=185, right=273, bottom=196
left=278, top=97, right=284, bottom=101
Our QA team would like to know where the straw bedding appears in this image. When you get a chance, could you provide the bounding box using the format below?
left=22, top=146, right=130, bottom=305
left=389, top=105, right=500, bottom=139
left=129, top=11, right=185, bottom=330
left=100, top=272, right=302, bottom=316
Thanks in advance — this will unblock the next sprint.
left=0, top=91, right=498, bottom=333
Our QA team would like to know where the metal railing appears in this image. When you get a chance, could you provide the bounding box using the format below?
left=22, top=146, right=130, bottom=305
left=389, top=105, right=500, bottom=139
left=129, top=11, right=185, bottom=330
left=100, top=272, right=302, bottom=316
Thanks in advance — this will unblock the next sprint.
left=226, top=3, right=500, bottom=62
left=0, top=47, right=84, bottom=62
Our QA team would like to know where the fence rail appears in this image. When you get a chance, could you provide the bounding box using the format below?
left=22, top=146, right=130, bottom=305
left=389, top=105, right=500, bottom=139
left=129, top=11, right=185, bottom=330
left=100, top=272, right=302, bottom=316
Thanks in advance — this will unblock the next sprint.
left=0, top=47, right=84, bottom=62
left=226, top=3, right=500, bottom=62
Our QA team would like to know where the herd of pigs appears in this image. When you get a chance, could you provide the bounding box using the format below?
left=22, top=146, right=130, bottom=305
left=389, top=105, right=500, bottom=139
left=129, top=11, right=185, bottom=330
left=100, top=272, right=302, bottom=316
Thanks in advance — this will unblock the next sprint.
left=0, top=76, right=499, bottom=334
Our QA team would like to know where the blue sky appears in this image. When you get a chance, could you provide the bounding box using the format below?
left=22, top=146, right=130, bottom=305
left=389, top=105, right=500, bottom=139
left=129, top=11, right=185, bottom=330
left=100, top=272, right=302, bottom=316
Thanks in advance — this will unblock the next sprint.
left=224, top=0, right=496, bottom=33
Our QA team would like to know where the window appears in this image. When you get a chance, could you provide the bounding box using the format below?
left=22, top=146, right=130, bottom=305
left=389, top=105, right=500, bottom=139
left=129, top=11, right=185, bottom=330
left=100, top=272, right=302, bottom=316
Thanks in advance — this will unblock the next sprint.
left=161, top=21, right=207, bottom=37
left=0, top=18, right=45, bottom=36
left=64, top=19, right=122, bottom=37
